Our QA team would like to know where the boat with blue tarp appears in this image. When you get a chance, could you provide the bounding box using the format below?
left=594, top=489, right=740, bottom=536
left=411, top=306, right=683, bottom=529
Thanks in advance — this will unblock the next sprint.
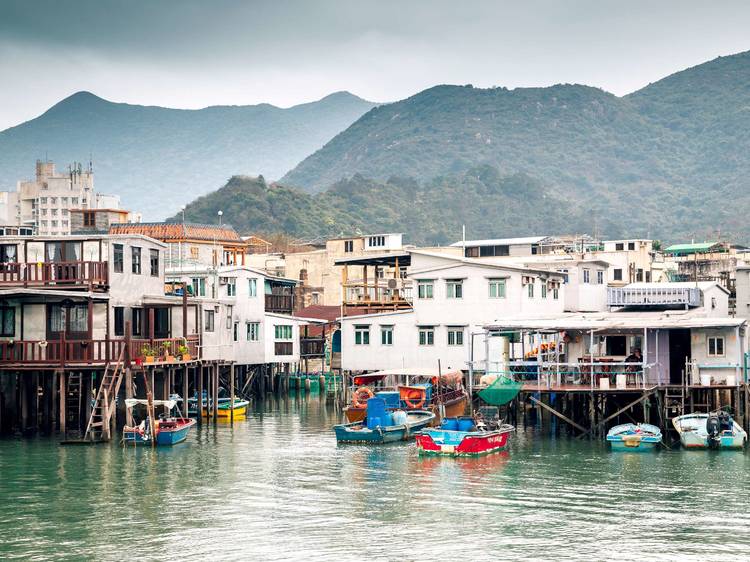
left=334, top=397, right=434, bottom=443
left=606, top=423, right=662, bottom=451
left=416, top=412, right=514, bottom=456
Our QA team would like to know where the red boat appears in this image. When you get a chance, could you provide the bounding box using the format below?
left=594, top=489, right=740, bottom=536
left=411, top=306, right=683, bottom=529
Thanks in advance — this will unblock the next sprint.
left=416, top=418, right=514, bottom=457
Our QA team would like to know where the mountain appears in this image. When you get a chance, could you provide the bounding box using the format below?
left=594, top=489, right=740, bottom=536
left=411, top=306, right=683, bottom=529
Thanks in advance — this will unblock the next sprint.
left=176, top=170, right=595, bottom=246
left=281, top=51, right=750, bottom=241
left=0, top=91, right=377, bottom=219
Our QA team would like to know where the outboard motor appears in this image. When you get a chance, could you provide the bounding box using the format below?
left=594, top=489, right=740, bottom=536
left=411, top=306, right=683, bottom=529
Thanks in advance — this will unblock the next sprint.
left=706, top=414, right=721, bottom=448
left=718, top=411, right=733, bottom=432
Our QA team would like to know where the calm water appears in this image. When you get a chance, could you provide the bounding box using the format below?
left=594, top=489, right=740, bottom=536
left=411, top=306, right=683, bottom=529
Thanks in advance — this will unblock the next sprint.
left=2, top=393, right=750, bottom=561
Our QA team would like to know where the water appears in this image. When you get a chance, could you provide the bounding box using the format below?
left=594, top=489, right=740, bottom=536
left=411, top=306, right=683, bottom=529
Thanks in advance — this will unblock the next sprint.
left=2, top=393, right=750, bottom=561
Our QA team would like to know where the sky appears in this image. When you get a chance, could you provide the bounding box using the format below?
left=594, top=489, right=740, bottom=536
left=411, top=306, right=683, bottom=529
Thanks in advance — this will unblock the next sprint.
left=1, top=0, right=750, bottom=130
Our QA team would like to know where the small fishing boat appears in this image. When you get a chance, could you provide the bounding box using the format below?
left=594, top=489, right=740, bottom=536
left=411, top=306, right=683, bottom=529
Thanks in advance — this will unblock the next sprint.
left=122, top=399, right=196, bottom=446
left=672, top=411, right=747, bottom=449
left=188, top=394, right=249, bottom=418
left=606, top=423, right=662, bottom=451
left=416, top=416, right=514, bottom=457
left=334, top=397, right=435, bottom=444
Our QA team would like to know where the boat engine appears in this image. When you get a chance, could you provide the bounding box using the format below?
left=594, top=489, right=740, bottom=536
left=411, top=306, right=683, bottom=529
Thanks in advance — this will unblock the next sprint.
left=706, top=415, right=721, bottom=447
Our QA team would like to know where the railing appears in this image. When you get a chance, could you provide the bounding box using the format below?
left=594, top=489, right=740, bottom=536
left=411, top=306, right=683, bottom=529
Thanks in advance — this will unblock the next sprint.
left=274, top=342, right=293, bottom=356
left=607, top=286, right=701, bottom=308
left=0, top=261, right=108, bottom=289
left=0, top=335, right=200, bottom=366
left=265, top=294, right=293, bottom=314
left=342, top=281, right=413, bottom=315
left=496, top=360, right=651, bottom=390
left=300, top=337, right=324, bottom=357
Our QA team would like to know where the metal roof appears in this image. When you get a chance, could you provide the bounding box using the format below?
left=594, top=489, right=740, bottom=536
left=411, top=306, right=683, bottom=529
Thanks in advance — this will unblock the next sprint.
left=334, top=252, right=411, bottom=267
left=663, top=242, right=723, bottom=255
left=450, top=236, right=549, bottom=247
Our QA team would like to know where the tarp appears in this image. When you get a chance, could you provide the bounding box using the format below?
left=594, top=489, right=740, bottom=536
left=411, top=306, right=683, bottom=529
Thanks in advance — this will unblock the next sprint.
left=125, top=399, right=176, bottom=410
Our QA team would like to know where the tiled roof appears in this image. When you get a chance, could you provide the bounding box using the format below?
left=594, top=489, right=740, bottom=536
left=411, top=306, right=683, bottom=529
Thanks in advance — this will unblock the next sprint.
left=110, top=222, right=244, bottom=244
left=295, top=305, right=340, bottom=323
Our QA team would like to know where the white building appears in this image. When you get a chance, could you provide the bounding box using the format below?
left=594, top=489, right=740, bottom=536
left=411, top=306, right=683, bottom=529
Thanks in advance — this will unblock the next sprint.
left=339, top=250, right=566, bottom=373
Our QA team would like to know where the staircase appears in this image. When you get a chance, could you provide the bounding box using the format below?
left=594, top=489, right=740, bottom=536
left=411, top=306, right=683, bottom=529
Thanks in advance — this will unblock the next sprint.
left=64, top=372, right=84, bottom=439
left=83, top=349, right=125, bottom=442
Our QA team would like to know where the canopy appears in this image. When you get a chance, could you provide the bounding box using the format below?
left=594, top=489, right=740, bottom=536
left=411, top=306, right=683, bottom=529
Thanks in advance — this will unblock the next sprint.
left=361, top=368, right=464, bottom=383
left=125, top=399, right=177, bottom=410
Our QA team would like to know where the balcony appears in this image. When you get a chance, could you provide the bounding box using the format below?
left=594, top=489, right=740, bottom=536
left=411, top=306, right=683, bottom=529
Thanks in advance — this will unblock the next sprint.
left=0, top=261, right=108, bottom=291
left=300, top=337, right=325, bottom=357
left=0, top=336, right=200, bottom=368
left=266, top=293, right=293, bottom=314
left=342, top=280, right=413, bottom=316
left=607, top=286, right=702, bottom=309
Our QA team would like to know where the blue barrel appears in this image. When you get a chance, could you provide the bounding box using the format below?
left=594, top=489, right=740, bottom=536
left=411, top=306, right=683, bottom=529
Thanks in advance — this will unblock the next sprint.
left=441, top=417, right=459, bottom=430
left=376, top=391, right=401, bottom=409
left=366, top=397, right=387, bottom=428
left=367, top=416, right=381, bottom=430
left=457, top=417, right=475, bottom=432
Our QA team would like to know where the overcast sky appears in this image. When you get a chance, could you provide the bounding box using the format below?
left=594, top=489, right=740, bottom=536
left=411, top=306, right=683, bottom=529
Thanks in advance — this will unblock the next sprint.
left=1, top=0, right=750, bottom=130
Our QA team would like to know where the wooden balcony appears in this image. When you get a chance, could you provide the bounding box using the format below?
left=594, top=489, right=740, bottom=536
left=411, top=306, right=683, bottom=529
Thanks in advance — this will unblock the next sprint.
left=0, top=261, right=108, bottom=291
left=300, top=337, right=325, bottom=357
left=265, top=293, right=293, bottom=314
left=342, top=281, right=413, bottom=316
left=0, top=335, right=200, bottom=369
left=274, top=341, right=293, bottom=356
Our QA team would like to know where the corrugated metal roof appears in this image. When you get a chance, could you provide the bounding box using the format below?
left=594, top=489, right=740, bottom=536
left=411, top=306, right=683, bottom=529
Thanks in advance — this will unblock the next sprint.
left=664, top=242, right=721, bottom=255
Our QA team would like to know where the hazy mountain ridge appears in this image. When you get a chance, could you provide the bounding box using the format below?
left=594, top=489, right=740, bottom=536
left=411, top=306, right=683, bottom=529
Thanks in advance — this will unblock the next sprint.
left=0, top=91, right=377, bottom=218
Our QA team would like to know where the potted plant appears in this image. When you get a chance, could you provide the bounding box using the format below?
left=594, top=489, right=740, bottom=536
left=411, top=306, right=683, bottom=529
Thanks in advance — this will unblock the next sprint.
left=162, top=342, right=175, bottom=363
left=141, top=344, right=156, bottom=363
left=177, top=343, right=190, bottom=362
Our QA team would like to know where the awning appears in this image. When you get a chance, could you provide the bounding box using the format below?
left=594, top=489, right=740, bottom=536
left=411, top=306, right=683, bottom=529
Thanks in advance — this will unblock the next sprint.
left=125, top=399, right=177, bottom=409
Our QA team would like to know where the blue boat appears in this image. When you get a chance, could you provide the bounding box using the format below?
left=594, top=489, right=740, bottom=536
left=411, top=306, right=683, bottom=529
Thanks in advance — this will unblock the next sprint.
left=123, top=399, right=197, bottom=446
left=334, top=397, right=435, bottom=443
left=606, top=423, right=662, bottom=451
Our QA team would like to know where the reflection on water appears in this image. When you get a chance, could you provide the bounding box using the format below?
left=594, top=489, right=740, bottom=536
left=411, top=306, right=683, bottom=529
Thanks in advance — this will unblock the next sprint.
left=2, top=392, right=750, bottom=560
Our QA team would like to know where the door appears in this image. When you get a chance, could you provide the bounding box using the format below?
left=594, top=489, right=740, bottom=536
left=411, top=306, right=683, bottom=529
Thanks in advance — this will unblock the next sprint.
left=45, top=241, right=83, bottom=283
left=668, top=329, right=691, bottom=384
left=146, top=307, right=171, bottom=339
left=47, top=303, right=89, bottom=360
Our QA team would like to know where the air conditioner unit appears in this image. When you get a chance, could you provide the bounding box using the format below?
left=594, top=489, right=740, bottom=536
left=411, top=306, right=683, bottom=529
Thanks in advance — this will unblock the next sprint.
left=387, top=278, right=403, bottom=290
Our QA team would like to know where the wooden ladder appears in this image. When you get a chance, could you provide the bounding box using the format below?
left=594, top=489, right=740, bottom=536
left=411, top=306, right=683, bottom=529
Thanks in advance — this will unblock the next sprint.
left=64, top=372, right=84, bottom=439
left=83, top=348, right=126, bottom=442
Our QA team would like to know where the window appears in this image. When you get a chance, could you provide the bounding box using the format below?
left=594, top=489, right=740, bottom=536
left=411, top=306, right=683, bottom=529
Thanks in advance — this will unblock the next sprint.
left=275, top=325, right=293, bottom=340
left=191, top=277, right=205, bottom=297
left=71, top=197, right=78, bottom=205
left=61, top=197, right=68, bottom=205
left=114, top=307, right=124, bottom=336
left=368, top=235, right=385, bottom=247
left=131, top=308, right=143, bottom=336
left=417, top=280, right=434, bottom=299
left=628, top=242, right=635, bottom=251
left=247, top=322, right=260, bottom=341
left=0, top=307, right=14, bottom=337
left=354, top=325, right=370, bottom=345
left=606, top=336, right=627, bottom=356
left=83, top=211, right=95, bottom=227
left=583, top=269, right=590, bottom=284
left=204, top=310, right=215, bottom=332
left=248, top=278, right=257, bottom=297
left=419, top=327, right=435, bottom=346
left=488, top=279, right=506, bottom=298
left=527, top=282, right=534, bottom=298
left=708, top=337, right=725, bottom=357
left=541, top=284, right=547, bottom=298
left=553, top=288, right=559, bottom=300
left=645, top=271, right=651, bottom=283
left=381, top=325, right=393, bottom=345
left=636, top=269, right=644, bottom=282
left=226, top=305, right=232, bottom=329
left=233, top=322, right=239, bottom=342
left=0, top=244, right=17, bottom=263
left=613, top=268, right=623, bottom=282
left=131, top=247, right=141, bottom=274
left=227, top=278, right=236, bottom=297
left=40, top=197, right=47, bottom=204
left=344, top=240, right=354, bottom=253
left=597, top=270, right=604, bottom=284
left=190, top=247, right=199, bottom=260
left=113, top=244, right=123, bottom=273
left=446, top=279, right=463, bottom=299
left=447, top=327, right=464, bottom=346
left=150, top=249, right=159, bottom=276
left=615, top=243, right=624, bottom=251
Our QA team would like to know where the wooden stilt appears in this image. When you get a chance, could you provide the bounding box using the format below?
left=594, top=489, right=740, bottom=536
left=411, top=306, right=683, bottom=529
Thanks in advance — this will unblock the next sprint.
left=58, top=371, right=66, bottom=434
left=529, top=395, right=587, bottom=434
left=230, top=363, right=235, bottom=423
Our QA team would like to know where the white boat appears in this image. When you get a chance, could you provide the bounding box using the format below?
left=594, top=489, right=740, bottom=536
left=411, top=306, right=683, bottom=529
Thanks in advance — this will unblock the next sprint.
left=606, top=423, right=662, bottom=451
left=672, top=412, right=747, bottom=449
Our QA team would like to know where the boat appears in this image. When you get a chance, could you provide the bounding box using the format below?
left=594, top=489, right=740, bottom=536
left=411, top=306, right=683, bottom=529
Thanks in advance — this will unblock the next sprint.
left=122, top=399, right=196, bottom=446
left=416, top=415, right=514, bottom=457
left=188, top=393, right=249, bottom=418
left=606, top=423, right=662, bottom=451
left=343, top=368, right=468, bottom=423
left=334, top=397, right=435, bottom=443
left=672, top=411, right=747, bottom=449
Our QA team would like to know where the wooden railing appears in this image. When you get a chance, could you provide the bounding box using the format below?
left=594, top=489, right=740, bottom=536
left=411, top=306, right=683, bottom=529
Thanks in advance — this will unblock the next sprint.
left=0, top=261, right=108, bottom=289
left=300, top=337, right=324, bottom=357
left=265, top=294, right=293, bottom=314
left=0, top=335, right=200, bottom=366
